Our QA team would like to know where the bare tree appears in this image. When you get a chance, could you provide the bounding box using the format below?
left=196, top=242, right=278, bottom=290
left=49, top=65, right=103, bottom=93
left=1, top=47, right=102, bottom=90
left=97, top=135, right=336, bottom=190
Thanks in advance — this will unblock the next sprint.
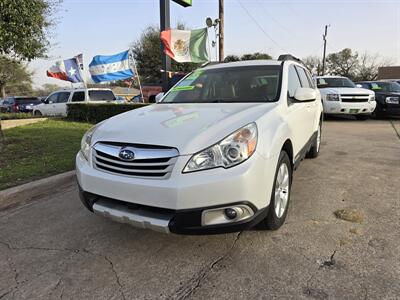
left=354, top=52, right=393, bottom=82
left=302, top=56, right=323, bottom=76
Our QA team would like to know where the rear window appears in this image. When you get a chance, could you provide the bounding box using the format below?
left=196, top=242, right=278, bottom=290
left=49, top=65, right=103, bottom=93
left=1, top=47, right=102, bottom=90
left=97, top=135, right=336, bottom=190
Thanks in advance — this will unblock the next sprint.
left=15, top=98, right=41, bottom=104
left=88, top=90, right=115, bottom=101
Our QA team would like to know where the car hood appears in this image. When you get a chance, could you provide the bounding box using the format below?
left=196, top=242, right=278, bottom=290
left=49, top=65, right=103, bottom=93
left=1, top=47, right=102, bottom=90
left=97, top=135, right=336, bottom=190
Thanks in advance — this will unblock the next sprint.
left=92, top=103, right=275, bottom=155
left=319, top=87, right=374, bottom=95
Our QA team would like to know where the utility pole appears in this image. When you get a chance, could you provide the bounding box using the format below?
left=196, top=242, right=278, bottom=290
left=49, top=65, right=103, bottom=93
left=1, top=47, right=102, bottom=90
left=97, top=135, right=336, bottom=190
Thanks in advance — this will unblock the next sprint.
left=218, top=0, right=224, bottom=62
left=322, top=24, right=329, bottom=76
left=160, top=0, right=171, bottom=92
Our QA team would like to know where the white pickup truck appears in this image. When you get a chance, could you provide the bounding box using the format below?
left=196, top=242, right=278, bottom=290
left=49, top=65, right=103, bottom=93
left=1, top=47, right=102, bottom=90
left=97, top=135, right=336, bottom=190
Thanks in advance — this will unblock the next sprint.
left=33, top=88, right=120, bottom=117
left=316, top=76, right=376, bottom=120
left=76, top=56, right=323, bottom=234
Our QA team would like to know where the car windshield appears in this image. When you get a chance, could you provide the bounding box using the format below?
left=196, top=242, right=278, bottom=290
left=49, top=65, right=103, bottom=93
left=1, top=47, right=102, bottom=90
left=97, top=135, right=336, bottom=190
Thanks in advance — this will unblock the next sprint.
left=370, top=82, right=400, bottom=93
left=316, top=77, right=355, bottom=88
left=161, top=66, right=282, bottom=103
left=15, top=98, right=41, bottom=104
left=88, top=90, right=116, bottom=101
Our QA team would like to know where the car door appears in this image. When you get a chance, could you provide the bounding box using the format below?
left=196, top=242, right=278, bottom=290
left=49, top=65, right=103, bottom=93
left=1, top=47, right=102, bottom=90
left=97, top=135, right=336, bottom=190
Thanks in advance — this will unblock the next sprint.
left=295, top=66, right=318, bottom=136
left=54, top=92, right=71, bottom=116
left=285, top=64, right=310, bottom=158
left=42, top=93, right=59, bottom=116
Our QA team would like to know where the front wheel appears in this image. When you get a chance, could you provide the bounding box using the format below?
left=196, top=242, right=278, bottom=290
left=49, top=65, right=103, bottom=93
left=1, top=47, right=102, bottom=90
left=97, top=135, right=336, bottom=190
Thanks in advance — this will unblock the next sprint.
left=34, top=110, right=42, bottom=116
left=258, top=151, right=292, bottom=230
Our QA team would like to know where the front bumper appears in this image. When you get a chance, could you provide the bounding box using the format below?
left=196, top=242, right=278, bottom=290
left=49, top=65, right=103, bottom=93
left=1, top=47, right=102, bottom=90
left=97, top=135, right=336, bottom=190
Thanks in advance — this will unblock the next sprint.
left=78, top=186, right=269, bottom=234
left=76, top=151, right=277, bottom=234
left=323, top=100, right=376, bottom=115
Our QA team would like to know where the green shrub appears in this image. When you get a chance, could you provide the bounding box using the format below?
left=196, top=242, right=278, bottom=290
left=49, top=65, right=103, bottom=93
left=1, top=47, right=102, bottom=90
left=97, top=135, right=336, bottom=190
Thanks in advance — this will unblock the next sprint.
left=66, top=103, right=149, bottom=123
left=0, top=113, right=42, bottom=120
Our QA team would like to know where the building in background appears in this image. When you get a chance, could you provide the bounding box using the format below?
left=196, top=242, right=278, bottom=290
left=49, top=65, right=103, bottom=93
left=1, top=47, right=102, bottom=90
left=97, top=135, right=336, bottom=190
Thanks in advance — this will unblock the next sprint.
left=378, top=66, right=400, bottom=80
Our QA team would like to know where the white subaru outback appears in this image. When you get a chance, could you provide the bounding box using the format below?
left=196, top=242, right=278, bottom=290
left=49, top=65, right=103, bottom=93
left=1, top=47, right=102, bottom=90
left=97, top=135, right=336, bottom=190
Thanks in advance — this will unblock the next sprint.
left=76, top=56, right=323, bottom=234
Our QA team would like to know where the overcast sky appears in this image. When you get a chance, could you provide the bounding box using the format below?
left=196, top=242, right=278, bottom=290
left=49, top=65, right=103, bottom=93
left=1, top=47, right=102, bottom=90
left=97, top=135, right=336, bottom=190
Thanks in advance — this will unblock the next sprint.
left=29, top=0, right=400, bottom=87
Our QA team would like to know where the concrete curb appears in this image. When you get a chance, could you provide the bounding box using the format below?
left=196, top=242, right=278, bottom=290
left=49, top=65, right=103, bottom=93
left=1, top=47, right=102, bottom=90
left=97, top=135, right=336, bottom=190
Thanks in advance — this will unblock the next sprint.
left=0, top=171, right=76, bottom=211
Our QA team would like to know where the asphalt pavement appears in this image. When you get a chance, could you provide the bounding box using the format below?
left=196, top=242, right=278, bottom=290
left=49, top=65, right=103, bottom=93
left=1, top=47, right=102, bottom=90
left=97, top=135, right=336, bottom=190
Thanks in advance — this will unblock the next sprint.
left=1, top=118, right=399, bottom=300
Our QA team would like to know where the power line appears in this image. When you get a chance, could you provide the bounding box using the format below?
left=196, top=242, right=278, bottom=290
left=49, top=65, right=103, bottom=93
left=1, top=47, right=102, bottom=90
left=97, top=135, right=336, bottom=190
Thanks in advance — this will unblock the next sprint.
left=256, top=0, right=300, bottom=41
left=236, top=0, right=286, bottom=52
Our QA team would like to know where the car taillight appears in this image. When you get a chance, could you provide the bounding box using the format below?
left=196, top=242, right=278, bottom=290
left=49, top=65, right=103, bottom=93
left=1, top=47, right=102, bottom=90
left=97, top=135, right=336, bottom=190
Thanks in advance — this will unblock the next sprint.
left=13, top=104, right=19, bottom=112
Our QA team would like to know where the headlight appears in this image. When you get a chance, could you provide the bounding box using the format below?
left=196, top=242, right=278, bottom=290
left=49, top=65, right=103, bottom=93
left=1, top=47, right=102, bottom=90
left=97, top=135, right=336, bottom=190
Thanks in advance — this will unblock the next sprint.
left=183, top=123, right=258, bottom=173
left=326, top=94, right=339, bottom=101
left=370, top=95, right=375, bottom=101
left=81, top=123, right=102, bottom=161
left=386, top=96, right=399, bottom=104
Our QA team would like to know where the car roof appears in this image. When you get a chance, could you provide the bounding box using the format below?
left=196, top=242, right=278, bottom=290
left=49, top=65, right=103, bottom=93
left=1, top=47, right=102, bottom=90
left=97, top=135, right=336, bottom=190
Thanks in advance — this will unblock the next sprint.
left=315, top=75, right=347, bottom=79
left=53, top=88, right=113, bottom=93
left=202, top=60, right=283, bottom=70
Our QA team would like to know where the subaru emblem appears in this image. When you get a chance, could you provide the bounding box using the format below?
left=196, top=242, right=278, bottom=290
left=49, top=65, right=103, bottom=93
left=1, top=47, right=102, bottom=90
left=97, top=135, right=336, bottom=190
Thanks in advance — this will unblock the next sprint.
left=119, top=148, right=135, bottom=161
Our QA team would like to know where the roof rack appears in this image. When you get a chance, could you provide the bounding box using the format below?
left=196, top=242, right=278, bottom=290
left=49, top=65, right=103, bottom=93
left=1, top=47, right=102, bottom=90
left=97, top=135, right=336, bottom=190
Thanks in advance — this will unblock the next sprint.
left=278, top=54, right=302, bottom=63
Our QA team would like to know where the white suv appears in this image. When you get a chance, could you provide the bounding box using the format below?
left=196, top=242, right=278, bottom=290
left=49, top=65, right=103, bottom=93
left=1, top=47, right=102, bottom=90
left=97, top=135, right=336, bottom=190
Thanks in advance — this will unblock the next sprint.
left=33, top=88, right=118, bottom=117
left=316, top=76, right=376, bottom=120
left=76, top=56, right=323, bottom=234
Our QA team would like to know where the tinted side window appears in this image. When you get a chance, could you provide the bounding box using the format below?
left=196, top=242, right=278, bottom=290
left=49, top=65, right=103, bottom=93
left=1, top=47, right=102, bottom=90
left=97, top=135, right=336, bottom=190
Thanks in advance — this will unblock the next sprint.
left=56, top=92, right=70, bottom=103
left=46, top=93, right=58, bottom=103
left=287, top=65, right=302, bottom=98
left=72, top=91, right=85, bottom=102
left=295, top=66, right=311, bottom=88
left=304, top=69, right=316, bottom=89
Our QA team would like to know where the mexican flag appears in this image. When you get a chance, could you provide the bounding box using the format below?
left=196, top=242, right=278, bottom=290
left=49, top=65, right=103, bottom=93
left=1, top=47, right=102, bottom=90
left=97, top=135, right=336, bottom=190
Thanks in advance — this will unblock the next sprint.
left=160, top=28, right=209, bottom=63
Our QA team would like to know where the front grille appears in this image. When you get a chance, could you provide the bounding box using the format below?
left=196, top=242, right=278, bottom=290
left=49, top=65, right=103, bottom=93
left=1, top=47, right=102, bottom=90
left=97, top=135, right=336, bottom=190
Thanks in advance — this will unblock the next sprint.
left=93, top=142, right=179, bottom=179
left=340, top=94, right=370, bottom=102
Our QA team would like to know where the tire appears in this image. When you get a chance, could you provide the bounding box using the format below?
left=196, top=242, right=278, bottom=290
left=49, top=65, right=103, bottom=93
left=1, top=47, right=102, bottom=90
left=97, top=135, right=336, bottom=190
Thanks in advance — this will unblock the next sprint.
left=306, top=122, right=321, bottom=159
left=355, top=115, right=369, bottom=120
left=258, top=151, right=292, bottom=230
left=34, top=110, right=42, bottom=116
left=371, top=107, right=385, bottom=119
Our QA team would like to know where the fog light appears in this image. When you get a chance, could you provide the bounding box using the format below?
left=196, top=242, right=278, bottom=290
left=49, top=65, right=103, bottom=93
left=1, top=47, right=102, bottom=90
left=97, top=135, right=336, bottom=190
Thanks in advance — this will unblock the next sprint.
left=225, top=208, right=238, bottom=220
left=202, top=205, right=254, bottom=226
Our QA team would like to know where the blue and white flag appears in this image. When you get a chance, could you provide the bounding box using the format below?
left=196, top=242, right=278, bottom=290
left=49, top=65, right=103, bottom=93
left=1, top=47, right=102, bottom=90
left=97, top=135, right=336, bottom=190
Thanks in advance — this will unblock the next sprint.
left=89, top=50, right=135, bottom=83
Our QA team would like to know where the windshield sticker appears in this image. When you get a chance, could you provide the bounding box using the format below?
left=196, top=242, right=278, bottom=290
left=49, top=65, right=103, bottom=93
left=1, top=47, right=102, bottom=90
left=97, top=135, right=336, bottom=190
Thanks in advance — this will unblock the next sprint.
left=171, top=86, right=195, bottom=92
left=186, top=70, right=203, bottom=80
left=371, top=83, right=381, bottom=90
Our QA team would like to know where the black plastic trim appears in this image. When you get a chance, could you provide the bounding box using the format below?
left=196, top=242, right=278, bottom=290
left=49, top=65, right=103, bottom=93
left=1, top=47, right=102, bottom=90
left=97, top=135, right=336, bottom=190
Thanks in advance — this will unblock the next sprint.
left=77, top=184, right=268, bottom=235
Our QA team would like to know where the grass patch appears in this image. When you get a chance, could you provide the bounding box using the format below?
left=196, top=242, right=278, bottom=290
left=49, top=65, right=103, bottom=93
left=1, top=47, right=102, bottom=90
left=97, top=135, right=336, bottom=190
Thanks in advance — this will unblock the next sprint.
left=334, top=209, right=364, bottom=224
left=0, top=119, right=92, bottom=190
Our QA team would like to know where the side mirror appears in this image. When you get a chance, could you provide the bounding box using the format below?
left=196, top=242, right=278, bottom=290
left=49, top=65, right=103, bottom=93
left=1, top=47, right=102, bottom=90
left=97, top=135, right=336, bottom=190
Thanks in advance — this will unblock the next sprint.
left=155, top=93, right=164, bottom=103
left=356, top=84, right=363, bottom=88
left=294, top=87, right=317, bottom=102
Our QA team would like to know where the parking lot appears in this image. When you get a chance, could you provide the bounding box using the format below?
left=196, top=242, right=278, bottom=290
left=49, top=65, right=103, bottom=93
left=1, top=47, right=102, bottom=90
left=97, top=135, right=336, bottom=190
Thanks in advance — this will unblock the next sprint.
left=0, top=119, right=399, bottom=300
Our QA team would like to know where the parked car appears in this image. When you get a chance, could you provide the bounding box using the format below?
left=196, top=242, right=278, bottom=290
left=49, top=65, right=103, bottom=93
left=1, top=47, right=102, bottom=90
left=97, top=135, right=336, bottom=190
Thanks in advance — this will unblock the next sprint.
left=33, top=88, right=118, bottom=117
left=316, top=76, right=376, bottom=120
left=357, top=81, right=400, bottom=118
left=0, top=96, right=42, bottom=113
left=130, top=94, right=144, bottom=103
left=76, top=55, right=323, bottom=234
left=141, top=73, right=187, bottom=103
left=115, top=96, right=126, bottom=104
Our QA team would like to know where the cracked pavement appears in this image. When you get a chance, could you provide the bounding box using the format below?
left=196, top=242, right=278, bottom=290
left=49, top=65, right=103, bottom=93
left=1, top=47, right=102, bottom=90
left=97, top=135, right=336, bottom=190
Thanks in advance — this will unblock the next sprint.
left=1, top=119, right=400, bottom=299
